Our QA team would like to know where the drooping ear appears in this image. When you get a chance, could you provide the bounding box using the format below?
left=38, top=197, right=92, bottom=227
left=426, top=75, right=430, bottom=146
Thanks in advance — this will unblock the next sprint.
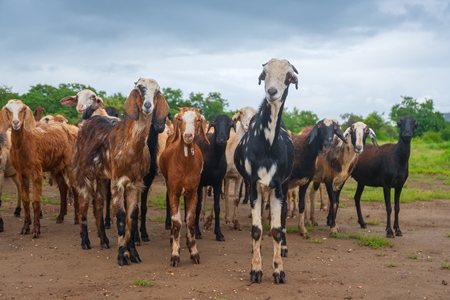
left=0, top=108, right=10, bottom=132
left=172, top=113, right=180, bottom=142
left=124, top=89, right=140, bottom=120
left=198, top=115, right=210, bottom=145
left=23, top=105, right=36, bottom=132
left=96, top=96, right=106, bottom=109
left=230, top=119, right=236, bottom=133
left=258, top=62, right=268, bottom=85
left=60, top=95, right=78, bottom=107
left=232, top=111, right=240, bottom=122
left=153, top=92, right=170, bottom=121
left=309, top=125, right=318, bottom=144
left=397, top=118, right=403, bottom=127
left=368, top=128, right=379, bottom=148
left=288, top=62, right=299, bottom=89
left=343, top=127, right=351, bottom=140
left=334, top=125, right=347, bottom=144
left=413, top=119, right=418, bottom=129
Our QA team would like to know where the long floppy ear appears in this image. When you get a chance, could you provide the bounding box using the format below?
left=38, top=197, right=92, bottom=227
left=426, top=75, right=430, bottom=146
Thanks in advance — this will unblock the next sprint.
left=198, top=115, right=210, bottom=145
left=23, top=105, right=36, bottom=132
left=309, top=125, right=318, bottom=144
left=124, top=89, right=140, bottom=120
left=172, top=113, right=180, bottom=142
left=0, top=108, right=10, bottom=132
left=368, top=128, right=379, bottom=148
left=334, top=125, right=347, bottom=144
left=60, top=95, right=78, bottom=107
left=231, top=111, right=240, bottom=122
left=153, top=92, right=170, bottom=121
left=231, top=119, right=236, bottom=133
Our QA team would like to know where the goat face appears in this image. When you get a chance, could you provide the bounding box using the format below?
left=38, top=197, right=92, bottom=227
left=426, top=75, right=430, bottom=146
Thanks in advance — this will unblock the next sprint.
left=310, top=119, right=346, bottom=151
left=232, top=106, right=257, bottom=133
left=207, top=114, right=236, bottom=147
left=343, top=122, right=379, bottom=153
left=133, top=78, right=160, bottom=116
left=174, top=108, right=209, bottom=146
left=398, top=116, right=418, bottom=141
left=2, top=100, right=35, bottom=132
left=60, top=89, right=105, bottom=114
left=258, top=58, right=298, bottom=103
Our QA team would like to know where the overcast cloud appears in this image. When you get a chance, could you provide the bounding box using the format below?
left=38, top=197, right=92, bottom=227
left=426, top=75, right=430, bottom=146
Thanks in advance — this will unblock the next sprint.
left=1, top=0, right=449, bottom=122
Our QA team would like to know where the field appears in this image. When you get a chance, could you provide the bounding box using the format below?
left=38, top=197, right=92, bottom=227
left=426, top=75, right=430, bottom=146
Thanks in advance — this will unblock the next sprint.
left=1, top=168, right=450, bottom=299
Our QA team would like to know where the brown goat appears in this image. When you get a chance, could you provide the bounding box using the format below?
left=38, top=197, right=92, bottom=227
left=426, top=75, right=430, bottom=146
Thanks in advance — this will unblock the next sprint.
left=159, top=107, right=209, bottom=267
left=73, top=78, right=170, bottom=266
left=0, top=100, right=79, bottom=238
left=33, top=106, right=46, bottom=122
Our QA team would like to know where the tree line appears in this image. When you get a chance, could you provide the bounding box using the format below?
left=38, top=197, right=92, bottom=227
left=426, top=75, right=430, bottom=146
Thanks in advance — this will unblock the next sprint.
left=0, top=83, right=448, bottom=142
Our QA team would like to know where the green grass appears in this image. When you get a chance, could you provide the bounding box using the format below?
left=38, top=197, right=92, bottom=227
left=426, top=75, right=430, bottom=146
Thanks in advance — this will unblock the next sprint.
left=377, top=252, right=386, bottom=257
left=406, top=253, right=418, bottom=259
left=147, top=193, right=167, bottom=209
left=134, top=279, right=153, bottom=287
left=446, top=233, right=450, bottom=238
left=387, top=262, right=398, bottom=267
left=149, top=217, right=165, bottom=223
left=329, top=232, right=393, bottom=249
left=0, top=192, right=15, bottom=202
left=441, top=259, right=450, bottom=270
left=40, top=195, right=59, bottom=205
left=365, top=219, right=380, bottom=226
left=50, top=215, right=58, bottom=221
left=409, top=141, right=450, bottom=174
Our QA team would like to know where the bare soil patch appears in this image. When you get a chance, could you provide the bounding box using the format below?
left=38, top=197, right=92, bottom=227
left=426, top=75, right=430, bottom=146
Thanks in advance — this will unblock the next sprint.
left=1, top=175, right=450, bottom=299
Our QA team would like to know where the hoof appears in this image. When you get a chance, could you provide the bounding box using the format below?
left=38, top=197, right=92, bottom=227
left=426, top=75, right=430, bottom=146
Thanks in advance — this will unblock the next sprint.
left=250, top=270, right=262, bottom=283
left=130, top=250, right=141, bottom=263
left=273, top=270, right=286, bottom=284
left=165, top=223, right=171, bottom=230
left=81, top=243, right=92, bottom=250
left=14, top=207, right=21, bottom=217
left=281, top=248, right=288, bottom=258
left=233, top=220, right=241, bottom=231
left=395, top=228, right=403, bottom=236
left=171, top=255, right=180, bottom=267
left=141, top=236, right=150, bottom=242
left=117, top=254, right=131, bottom=266
left=56, top=218, right=64, bottom=224
left=190, top=253, right=200, bottom=264
left=32, top=232, right=40, bottom=239
left=0, top=218, right=4, bottom=232
left=195, top=231, right=203, bottom=239
left=359, top=223, right=367, bottom=229
left=39, top=211, right=43, bottom=219
left=386, top=228, right=395, bottom=238
left=104, top=224, right=111, bottom=229
left=101, top=242, right=110, bottom=249
left=215, top=234, right=225, bottom=242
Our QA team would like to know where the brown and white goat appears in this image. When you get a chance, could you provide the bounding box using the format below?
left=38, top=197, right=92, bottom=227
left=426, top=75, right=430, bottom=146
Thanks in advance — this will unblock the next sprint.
left=73, top=78, right=169, bottom=266
left=0, top=100, right=79, bottom=238
left=60, top=89, right=110, bottom=117
left=159, top=107, right=209, bottom=267
left=308, top=121, right=378, bottom=233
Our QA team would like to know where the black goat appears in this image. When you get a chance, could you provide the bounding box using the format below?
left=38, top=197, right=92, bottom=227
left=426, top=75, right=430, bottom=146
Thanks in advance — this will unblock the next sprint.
left=234, top=58, right=297, bottom=284
left=288, top=119, right=346, bottom=237
left=195, top=114, right=235, bottom=241
left=351, top=116, right=418, bottom=238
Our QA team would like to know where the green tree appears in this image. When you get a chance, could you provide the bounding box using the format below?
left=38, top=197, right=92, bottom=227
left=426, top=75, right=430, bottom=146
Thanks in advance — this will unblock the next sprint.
left=390, top=96, right=446, bottom=136
left=0, top=85, right=20, bottom=106
left=282, top=108, right=318, bottom=133
left=340, top=113, right=363, bottom=130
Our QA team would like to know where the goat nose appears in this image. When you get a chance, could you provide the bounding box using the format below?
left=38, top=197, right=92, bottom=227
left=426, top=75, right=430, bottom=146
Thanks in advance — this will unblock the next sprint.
left=144, top=102, right=152, bottom=109
left=185, top=133, right=193, bottom=140
left=268, top=87, right=277, bottom=96
left=12, top=120, right=19, bottom=126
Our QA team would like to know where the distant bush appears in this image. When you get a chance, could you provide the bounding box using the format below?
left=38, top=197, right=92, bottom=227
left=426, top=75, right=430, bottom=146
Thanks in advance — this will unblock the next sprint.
left=422, top=131, right=443, bottom=143
left=441, top=125, right=450, bottom=141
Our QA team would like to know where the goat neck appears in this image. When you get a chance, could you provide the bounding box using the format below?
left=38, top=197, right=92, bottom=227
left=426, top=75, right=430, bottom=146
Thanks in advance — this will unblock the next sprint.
left=256, top=87, right=289, bottom=147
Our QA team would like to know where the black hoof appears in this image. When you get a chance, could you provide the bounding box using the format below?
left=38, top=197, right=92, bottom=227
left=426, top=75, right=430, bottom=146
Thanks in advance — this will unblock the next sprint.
left=117, top=255, right=131, bottom=266
left=14, top=207, right=21, bottom=217
left=273, top=270, right=286, bottom=284
left=191, top=253, right=200, bottom=264
left=39, top=211, right=43, bottom=219
left=281, top=248, right=288, bottom=258
left=250, top=270, right=263, bottom=283
left=104, top=224, right=111, bottom=230
left=395, top=228, right=403, bottom=236
left=171, top=255, right=180, bottom=267
left=215, top=235, right=225, bottom=242
left=101, top=242, right=110, bottom=249
left=386, top=229, right=395, bottom=238
left=0, top=218, right=4, bottom=232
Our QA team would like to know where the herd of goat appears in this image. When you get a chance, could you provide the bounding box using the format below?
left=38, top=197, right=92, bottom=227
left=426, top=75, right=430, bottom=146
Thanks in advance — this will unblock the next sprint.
left=0, top=58, right=418, bottom=284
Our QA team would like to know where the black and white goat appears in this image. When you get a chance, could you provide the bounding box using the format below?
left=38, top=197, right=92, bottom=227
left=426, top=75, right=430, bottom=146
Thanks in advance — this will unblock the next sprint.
left=234, top=58, right=297, bottom=284
left=351, top=116, right=417, bottom=238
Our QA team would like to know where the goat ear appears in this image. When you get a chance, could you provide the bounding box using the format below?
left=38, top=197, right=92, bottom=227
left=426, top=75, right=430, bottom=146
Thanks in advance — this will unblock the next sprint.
left=199, top=115, right=210, bottom=145
left=231, top=120, right=236, bottom=133
left=60, top=96, right=78, bottom=107
left=153, top=92, right=170, bottom=121
left=232, top=111, right=240, bottom=122
left=368, top=128, right=379, bottom=148
left=124, top=89, right=140, bottom=120
left=334, top=126, right=347, bottom=144
left=343, top=127, right=351, bottom=140
left=308, top=126, right=318, bottom=144
left=172, top=113, right=180, bottom=142
left=23, top=106, right=36, bottom=132
left=0, top=108, right=10, bottom=132
left=258, top=70, right=266, bottom=85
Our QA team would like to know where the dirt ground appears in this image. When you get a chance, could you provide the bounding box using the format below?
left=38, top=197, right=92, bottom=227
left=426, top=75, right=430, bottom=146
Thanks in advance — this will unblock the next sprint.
left=1, top=175, right=450, bottom=300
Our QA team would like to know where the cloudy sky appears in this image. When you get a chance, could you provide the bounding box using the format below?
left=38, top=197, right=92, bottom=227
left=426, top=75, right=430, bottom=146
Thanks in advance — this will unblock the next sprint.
left=1, top=0, right=449, bottom=122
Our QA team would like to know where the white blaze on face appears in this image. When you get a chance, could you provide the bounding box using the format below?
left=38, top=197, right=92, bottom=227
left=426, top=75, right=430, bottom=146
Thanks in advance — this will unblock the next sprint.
left=352, top=122, right=366, bottom=153
left=263, top=59, right=292, bottom=102
left=135, top=78, right=160, bottom=115
left=182, top=110, right=196, bottom=144
left=5, top=100, right=23, bottom=129
left=76, top=89, right=97, bottom=113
